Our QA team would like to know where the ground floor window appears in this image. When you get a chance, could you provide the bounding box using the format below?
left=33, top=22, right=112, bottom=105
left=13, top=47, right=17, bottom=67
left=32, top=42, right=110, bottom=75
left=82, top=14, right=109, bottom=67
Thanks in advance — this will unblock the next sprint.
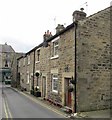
left=52, top=74, right=58, bottom=93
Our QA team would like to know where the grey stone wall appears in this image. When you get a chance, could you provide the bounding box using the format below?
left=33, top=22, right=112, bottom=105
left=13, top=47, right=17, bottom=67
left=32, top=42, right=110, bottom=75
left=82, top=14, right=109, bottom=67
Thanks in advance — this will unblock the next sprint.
left=17, top=7, right=111, bottom=112
left=77, top=7, right=111, bottom=111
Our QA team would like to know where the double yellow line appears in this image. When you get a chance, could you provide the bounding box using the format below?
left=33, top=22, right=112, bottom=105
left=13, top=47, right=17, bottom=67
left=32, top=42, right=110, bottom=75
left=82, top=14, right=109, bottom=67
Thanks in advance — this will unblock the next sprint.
left=3, top=97, right=13, bottom=119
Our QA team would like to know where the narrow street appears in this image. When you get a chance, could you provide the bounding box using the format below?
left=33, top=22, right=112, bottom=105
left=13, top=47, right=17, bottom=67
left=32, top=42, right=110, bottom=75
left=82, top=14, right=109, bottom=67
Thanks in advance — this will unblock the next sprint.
left=1, top=83, right=65, bottom=118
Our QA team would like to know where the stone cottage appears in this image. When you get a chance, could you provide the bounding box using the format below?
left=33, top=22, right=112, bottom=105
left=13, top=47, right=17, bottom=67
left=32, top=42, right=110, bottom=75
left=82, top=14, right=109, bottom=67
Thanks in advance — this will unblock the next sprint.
left=17, top=6, right=111, bottom=112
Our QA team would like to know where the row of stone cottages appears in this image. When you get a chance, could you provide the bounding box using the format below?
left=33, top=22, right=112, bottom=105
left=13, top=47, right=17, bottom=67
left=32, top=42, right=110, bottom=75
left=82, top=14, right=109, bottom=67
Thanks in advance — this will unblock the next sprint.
left=17, top=7, right=111, bottom=112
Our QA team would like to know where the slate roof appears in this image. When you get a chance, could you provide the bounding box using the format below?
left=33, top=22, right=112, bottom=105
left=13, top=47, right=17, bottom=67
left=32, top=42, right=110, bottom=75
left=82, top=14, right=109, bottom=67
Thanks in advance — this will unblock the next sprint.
left=0, top=43, right=15, bottom=53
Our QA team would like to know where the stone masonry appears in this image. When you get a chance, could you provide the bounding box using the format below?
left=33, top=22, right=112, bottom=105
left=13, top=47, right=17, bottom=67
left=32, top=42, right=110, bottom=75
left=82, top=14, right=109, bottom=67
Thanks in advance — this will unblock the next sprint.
left=17, top=6, right=111, bottom=112
left=76, top=7, right=111, bottom=111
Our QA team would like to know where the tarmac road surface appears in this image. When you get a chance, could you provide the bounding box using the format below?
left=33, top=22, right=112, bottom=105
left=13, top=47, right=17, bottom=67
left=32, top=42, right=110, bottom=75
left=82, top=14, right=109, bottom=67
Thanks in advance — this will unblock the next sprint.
left=1, top=84, right=66, bottom=118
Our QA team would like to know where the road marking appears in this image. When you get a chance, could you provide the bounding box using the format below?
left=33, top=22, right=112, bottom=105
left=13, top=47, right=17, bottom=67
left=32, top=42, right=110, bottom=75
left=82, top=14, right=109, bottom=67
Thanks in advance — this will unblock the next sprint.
left=3, top=92, right=13, bottom=119
left=20, top=91, right=67, bottom=118
left=5, top=98, right=13, bottom=119
left=3, top=100, right=8, bottom=119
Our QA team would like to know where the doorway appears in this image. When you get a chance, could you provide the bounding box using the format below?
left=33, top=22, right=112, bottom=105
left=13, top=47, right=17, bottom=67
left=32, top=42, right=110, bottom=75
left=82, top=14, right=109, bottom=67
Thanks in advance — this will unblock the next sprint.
left=64, top=77, right=72, bottom=108
left=42, top=76, right=46, bottom=98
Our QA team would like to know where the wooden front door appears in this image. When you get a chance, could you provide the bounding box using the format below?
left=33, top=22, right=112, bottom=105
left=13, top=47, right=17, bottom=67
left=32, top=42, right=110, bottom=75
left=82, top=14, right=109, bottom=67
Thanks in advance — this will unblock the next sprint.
left=65, top=78, right=72, bottom=108
left=42, top=76, right=46, bottom=98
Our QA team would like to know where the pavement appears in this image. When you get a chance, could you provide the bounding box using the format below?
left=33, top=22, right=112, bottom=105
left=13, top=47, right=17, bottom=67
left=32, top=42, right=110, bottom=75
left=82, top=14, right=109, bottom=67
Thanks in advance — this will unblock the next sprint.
left=12, top=86, right=111, bottom=119
left=0, top=82, right=2, bottom=119
left=74, top=109, right=111, bottom=118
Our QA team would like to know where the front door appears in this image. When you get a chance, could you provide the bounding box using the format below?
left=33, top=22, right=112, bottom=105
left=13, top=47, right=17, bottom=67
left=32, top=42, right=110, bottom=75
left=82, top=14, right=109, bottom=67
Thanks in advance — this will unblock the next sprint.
left=65, top=78, right=72, bottom=108
left=42, top=76, right=46, bottom=98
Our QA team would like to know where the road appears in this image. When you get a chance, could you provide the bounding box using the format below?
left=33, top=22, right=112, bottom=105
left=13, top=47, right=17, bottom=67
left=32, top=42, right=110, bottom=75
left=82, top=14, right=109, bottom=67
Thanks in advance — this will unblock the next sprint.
left=1, top=83, right=65, bottom=118
left=0, top=82, right=2, bottom=119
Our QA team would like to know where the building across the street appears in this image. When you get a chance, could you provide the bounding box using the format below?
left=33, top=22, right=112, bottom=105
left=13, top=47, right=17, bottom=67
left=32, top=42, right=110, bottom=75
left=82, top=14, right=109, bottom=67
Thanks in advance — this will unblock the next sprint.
left=17, top=6, right=111, bottom=112
left=0, top=43, right=15, bottom=84
left=0, top=43, right=24, bottom=85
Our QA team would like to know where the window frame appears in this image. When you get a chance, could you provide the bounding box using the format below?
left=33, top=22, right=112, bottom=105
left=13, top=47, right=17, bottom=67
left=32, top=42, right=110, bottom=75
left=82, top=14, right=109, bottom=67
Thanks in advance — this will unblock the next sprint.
left=36, top=48, right=40, bottom=63
left=51, top=36, right=60, bottom=58
left=52, top=74, right=58, bottom=93
left=53, top=41, right=59, bottom=56
left=37, top=49, right=40, bottom=62
left=27, top=55, right=30, bottom=65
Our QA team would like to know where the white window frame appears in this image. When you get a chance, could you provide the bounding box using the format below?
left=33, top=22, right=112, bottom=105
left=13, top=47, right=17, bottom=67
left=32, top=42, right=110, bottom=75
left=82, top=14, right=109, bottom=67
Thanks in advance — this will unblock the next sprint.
left=27, top=55, right=30, bottom=65
left=52, top=74, right=58, bottom=93
left=51, top=36, right=59, bottom=59
left=36, top=48, right=40, bottom=63
left=53, top=41, right=58, bottom=56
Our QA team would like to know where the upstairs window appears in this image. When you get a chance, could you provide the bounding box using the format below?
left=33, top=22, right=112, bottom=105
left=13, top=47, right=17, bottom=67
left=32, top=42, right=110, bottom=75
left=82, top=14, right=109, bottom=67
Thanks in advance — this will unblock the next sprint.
left=37, top=49, right=40, bottom=62
left=53, top=40, right=58, bottom=56
left=27, top=55, right=30, bottom=65
left=51, top=36, right=60, bottom=59
left=35, top=48, right=40, bottom=63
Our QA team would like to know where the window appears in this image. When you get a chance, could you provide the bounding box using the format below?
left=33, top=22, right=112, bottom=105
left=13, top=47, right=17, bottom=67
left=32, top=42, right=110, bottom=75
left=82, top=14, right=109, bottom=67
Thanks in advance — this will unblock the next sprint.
left=37, top=49, right=40, bottom=62
left=51, top=36, right=60, bottom=59
left=27, top=55, right=30, bottom=65
left=52, top=74, right=58, bottom=93
left=35, top=49, right=40, bottom=63
left=53, top=40, right=58, bottom=56
left=27, top=72, right=29, bottom=84
left=23, top=58, right=26, bottom=66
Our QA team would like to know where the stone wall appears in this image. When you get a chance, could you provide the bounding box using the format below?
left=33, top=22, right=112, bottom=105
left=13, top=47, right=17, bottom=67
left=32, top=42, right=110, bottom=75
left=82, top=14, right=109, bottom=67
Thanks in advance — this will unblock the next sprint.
left=17, top=7, right=111, bottom=112
left=77, top=7, right=111, bottom=111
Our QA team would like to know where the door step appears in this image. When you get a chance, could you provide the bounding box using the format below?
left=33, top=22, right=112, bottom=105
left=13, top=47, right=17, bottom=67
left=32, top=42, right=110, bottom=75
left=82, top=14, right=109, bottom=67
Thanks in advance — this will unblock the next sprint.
left=61, top=106, right=72, bottom=113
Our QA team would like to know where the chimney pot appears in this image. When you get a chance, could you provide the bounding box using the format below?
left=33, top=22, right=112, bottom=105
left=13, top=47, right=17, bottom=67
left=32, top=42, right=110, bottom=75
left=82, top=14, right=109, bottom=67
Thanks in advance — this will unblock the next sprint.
left=56, top=24, right=65, bottom=33
left=43, top=30, right=52, bottom=42
left=72, top=9, right=86, bottom=22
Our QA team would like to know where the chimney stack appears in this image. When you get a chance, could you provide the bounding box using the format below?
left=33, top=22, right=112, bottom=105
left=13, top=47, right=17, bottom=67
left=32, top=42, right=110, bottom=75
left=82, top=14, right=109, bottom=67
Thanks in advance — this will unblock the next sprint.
left=56, top=24, right=65, bottom=33
left=43, top=30, right=52, bottom=41
left=72, top=8, right=87, bottom=22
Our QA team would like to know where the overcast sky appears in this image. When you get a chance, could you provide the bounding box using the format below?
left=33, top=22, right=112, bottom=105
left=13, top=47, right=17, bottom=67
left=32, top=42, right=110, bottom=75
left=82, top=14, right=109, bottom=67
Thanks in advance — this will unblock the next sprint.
left=0, top=0, right=111, bottom=53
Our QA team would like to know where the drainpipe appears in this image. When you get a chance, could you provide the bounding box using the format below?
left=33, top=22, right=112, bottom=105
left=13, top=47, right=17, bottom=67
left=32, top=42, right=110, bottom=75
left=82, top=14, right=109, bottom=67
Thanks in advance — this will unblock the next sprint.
left=16, top=60, right=19, bottom=87
left=74, top=21, right=78, bottom=113
left=32, top=50, right=35, bottom=90
left=73, top=8, right=86, bottom=114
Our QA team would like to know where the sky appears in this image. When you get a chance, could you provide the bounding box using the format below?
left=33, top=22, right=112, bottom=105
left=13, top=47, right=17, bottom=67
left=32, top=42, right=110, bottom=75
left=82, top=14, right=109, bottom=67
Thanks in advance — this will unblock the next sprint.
left=0, top=0, right=111, bottom=53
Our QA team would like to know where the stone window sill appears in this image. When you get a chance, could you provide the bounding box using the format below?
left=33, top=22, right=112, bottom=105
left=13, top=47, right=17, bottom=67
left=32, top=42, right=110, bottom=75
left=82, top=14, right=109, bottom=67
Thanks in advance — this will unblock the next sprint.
left=52, top=90, right=58, bottom=94
left=50, top=55, right=59, bottom=60
left=35, top=61, right=40, bottom=64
